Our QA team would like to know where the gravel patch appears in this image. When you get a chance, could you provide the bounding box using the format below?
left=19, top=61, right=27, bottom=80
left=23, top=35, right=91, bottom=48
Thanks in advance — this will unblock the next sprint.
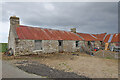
left=15, top=60, right=88, bottom=78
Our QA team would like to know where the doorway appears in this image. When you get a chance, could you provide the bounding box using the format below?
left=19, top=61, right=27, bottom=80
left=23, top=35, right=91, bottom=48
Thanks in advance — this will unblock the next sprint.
left=58, top=40, right=63, bottom=52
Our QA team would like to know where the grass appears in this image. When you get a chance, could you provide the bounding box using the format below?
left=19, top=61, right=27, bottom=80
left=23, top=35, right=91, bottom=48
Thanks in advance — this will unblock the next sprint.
left=2, top=51, right=117, bottom=61
left=105, top=57, right=112, bottom=59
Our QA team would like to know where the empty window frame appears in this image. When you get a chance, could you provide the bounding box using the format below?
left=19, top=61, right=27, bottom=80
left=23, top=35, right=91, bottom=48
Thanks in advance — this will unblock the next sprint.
left=76, top=41, right=79, bottom=47
left=34, top=40, right=42, bottom=50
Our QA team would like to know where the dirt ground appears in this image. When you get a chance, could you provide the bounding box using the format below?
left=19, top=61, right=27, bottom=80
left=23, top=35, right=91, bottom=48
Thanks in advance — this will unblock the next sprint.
left=2, top=52, right=118, bottom=78
left=15, top=60, right=86, bottom=78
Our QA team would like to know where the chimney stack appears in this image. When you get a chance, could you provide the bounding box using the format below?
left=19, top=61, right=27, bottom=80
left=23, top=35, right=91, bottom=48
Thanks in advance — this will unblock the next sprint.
left=10, top=16, right=20, bottom=26
left=71, top=28, right=76, bottom=33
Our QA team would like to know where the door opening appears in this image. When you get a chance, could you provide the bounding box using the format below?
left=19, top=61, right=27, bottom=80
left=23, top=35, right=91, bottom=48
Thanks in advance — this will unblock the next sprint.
left=58, top=40, right=63, bottom=52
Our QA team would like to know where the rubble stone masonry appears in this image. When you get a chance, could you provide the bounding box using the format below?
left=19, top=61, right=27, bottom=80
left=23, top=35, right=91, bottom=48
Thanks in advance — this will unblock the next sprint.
left=14, top=39, right=80, bottom=56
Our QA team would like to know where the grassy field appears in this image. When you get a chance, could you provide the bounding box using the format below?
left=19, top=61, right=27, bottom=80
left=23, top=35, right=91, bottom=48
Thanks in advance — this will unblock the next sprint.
left=0, top=43, right=8, bottom=52
left=2, top=52, right=118, bottom=78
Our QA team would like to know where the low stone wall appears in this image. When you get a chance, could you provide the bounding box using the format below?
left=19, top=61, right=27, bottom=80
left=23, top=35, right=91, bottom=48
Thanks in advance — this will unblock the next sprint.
left=93, top=50, right=119, bottom=59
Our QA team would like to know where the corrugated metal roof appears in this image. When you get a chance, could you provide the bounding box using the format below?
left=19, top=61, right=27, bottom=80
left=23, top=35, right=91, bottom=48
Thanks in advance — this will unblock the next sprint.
left=104, top=34, right=111, bottom=43
left=92, top=33, right=107, bottom=41
left=76, top=33, right=98, bottom=41
left=108, top=34, right=113, bottom=42
left=104, top=33, right=120, bottom=43
left=111, top=33, right=120, bottom=42
left=90, top=34, right=97, bottom=39
left=16, top=25, right=82, bottom=40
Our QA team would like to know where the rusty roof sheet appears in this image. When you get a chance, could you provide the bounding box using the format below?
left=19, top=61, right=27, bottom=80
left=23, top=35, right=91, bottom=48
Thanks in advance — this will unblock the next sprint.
left=103, top=34, right=111, bottom=43
left=111, top=33, right=120, bottom=42
left=104, top=33, right=120, bottom=43
left=76, top=33, right=98, bottom=41
left=16, top=25, right=82, bottom=40
left=92, top=33, right=107, bottom=41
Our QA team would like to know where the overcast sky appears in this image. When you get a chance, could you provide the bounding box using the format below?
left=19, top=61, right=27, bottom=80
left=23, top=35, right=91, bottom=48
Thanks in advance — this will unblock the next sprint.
left=0, top=2, right=118, bottom=43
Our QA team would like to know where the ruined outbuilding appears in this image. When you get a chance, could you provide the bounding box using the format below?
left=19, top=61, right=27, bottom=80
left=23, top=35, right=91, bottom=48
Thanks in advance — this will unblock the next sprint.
left=76, top=33, right=106, bottom=50
left=104, top=33, right=120, bottom=50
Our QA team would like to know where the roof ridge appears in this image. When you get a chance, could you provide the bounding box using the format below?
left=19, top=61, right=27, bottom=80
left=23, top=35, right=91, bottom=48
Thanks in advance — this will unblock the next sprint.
left=20, top=25, right=72, bottom=32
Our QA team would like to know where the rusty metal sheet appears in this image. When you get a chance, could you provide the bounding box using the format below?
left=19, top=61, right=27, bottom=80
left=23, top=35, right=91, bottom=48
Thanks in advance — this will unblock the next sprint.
left=92, top=33, right=107, bottom=41
left=104, top=33, right=120, bottom=43
left=16, top=25, right=82, bottom=40
left=76, top=33, right=98, bottom=41
left=104, top=34, right=111, bottom=43
left=111, top=33, right=120, bottom=42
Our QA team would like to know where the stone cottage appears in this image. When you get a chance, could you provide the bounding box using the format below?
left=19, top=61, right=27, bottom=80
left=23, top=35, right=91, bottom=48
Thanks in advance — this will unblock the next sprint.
left=76, top=33, right=106, bottom=50
left=8, top=16, right=83, bottom=56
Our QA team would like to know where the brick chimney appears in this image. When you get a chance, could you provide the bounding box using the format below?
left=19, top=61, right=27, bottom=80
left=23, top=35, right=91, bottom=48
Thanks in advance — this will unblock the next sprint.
left=71, top=28, right=76, bottom=33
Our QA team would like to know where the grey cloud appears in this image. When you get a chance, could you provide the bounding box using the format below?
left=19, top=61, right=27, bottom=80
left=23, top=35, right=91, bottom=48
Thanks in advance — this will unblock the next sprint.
left=2, top=2, right=118, bottom=34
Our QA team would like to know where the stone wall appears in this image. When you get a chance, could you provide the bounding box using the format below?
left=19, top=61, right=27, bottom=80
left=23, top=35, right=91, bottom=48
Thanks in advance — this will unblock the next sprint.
left=108, top=42, right=120, bottom=50
left=83, top=41, right=102, bottom=48
left=15, top=39, right=34, bottom=56
left=15, top=39, right=84, bottom=56
left=15, top=40, right=59, bottom=55
left=94, top=41, right=101, bottom=48
left=79, top=41, right=85, bottom=47
left=63, top=40, right=76, bottom=52
left=109, top=42, right=120, bottom=47
left=79, top=41, right=85, bottom=52
left=42, top=40, right=59, bottom=53
left=8, top=29, right=16, bottom=55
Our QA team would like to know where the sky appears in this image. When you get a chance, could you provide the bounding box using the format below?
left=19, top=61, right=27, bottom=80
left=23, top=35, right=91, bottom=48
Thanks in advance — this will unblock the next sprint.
left=0, top=2, right=118, bottom=43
